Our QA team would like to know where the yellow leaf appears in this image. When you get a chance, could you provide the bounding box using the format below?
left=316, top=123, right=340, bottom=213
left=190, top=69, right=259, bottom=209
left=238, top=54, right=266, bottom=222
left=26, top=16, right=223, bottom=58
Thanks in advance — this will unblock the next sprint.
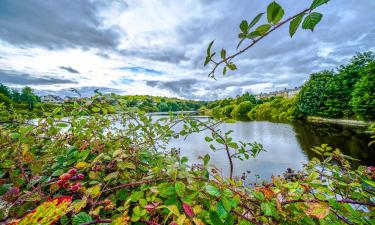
left=177, top=214, right=186, bottom=225
left=18, top=197, right=72, bottom=225
left=111, top=212, right=130, bottom=225
left=193, top=205, right=202, bottom=214
left=76, top=161, right=89, bottom=169
left=192, top=217, right=205, bottom=225
left=305, top=203, right=330, bottom=219
left=70, top=198, right=87, bottom=213
left=90, top=206, right=103, bottom=216
left=166, top=205, right=180, bottom=216
left=87, top=184, right=101, bottom=198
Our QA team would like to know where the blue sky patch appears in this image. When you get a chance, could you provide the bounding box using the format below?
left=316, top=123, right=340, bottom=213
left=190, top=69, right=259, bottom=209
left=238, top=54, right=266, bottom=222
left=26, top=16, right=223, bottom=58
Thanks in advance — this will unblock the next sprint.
left=119, top=66, right=163, bottom=76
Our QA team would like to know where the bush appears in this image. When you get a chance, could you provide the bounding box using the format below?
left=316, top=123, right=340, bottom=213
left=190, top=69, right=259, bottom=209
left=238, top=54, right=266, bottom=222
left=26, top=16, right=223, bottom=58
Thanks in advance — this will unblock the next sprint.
left=231, top=101, right=254, bottom=118
left=221, top=105, right=235, bottom=118
left=248, top=97, right=302, bottom=121
left=212, top=106, right=222, bottom=118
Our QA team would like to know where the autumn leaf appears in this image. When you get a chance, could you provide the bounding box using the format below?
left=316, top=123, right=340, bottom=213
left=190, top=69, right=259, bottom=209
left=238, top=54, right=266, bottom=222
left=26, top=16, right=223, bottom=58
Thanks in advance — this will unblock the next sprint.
left=259, top=187, right=275, bottom=199
left=182, top=202, right=195, bottom=217
left=305, top=202, right=330, bottom=219
left=16, top=196, right=72, bottom=225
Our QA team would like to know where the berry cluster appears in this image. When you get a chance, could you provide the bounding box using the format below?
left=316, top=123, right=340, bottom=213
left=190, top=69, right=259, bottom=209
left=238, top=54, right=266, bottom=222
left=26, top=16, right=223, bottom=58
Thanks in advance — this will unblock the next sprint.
left=57, top=168, right=85, bottom=192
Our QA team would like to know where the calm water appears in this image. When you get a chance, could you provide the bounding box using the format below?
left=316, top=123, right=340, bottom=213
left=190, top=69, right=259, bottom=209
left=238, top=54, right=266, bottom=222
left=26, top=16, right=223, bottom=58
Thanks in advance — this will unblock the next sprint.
left=162, top=117, right=374, bottom=181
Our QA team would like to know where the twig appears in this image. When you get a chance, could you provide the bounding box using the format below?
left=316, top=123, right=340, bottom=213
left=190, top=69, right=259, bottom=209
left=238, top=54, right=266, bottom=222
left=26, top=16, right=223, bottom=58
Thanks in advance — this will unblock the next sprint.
left=208, top=7, right=312, bottom=78
left=102, top=177, right=172, bottom=193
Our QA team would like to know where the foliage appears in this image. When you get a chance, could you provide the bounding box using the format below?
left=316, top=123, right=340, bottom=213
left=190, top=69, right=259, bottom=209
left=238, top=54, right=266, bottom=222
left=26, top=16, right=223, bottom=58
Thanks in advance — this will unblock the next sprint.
left=298, top=52, right=374, bottom=119
left=221, top=105, right=235, bottom=118
left=248, top=96, right=302, bottom=121
left=0, top=97, right=374, bottom=224
left=204, top=0, right=330, bottom=78
left=231, top=101, right=254, bottom=118
left=350, top=61, right=375, bottom=120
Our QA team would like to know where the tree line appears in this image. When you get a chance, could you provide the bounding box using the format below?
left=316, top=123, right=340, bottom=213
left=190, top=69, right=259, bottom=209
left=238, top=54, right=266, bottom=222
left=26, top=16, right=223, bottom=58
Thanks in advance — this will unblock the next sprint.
left=201, top=52, right=375, bottom=121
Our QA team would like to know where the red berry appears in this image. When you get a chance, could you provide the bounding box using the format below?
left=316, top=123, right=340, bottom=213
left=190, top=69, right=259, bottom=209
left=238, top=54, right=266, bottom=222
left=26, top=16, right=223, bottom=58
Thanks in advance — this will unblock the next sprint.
left=56, top=180, right=65, bottom=187
left=59, top=173, right=72, bottom=181
left=68, top=168, right=78, bottom=175
left=76, top=173, right=85, bottom=180
left=70, top=183, right=82, bottom=192
left=63, top=182, right=70, bottom=189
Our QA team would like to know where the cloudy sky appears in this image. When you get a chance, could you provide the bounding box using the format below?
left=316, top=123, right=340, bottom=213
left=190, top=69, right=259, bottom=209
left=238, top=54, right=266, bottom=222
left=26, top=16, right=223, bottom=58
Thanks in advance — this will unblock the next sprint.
left=0, top=0, right=374, bottom=100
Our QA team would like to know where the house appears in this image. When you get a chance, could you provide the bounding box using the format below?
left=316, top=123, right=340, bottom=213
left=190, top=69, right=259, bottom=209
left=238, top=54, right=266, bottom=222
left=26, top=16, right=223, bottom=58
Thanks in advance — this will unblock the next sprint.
left=255, top=87, right=301, bottom=99
left=41, top=95, right=64, bottom=104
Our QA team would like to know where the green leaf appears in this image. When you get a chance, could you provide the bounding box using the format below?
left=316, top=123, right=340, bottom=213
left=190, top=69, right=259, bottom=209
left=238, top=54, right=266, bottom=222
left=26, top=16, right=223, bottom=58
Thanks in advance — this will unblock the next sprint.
left=239, top=20, right=249, bottom=33
left=207, top=40, right=215, bottom=55
left=227, top=63, right=237, bottom=71
left=289, top=14, right=304, bottom=37
left=255, top=24, right=271, bottom=35
left=363, top=179, right=375, bottom=187
left=248, top=13, right=264, bottom=29
left=217, top=201, right=228, bottom=219
left=267, top=1, right=284, bottom=24
left=310, top=0, right=330, bottom=10
left=203, top=154, right=210, bottom=165
left=210, top=211, right=224, bottom=225
left=223, top=66, right=227, bottom=75
left=72, top=212, right=93, bottom=225
left=220, top=49, right=226, bottom=59
left=252, top=191, right=265, bottom=200
left=221, top=197, right=232, bottom=212
left=261, top=202, right=273, bottom=216
left=130, top=191, right=144, bottom=202
left=205, top=184, right=221, bottom=197
left=91, top=107, right=100, bottom=113
left=247, top=31, right=261, bottom=39
left=302, top=12, right=323, bottom=31
left=175, top=181, right=186, bottom=197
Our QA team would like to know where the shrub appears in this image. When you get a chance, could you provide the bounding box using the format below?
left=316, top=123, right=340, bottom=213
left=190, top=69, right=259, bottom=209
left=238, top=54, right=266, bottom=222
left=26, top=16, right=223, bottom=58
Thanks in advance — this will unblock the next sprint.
left=221, top=105, right=235, bottom=118
left=231, top=101, right=253, bottom=118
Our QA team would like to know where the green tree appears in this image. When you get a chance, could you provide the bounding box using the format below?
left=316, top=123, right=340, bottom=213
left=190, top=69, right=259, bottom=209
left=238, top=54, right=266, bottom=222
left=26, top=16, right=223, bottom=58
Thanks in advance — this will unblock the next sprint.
left=322, top=52, right=374, bottom=117
left=350, top=61, right=375, bottom=120
left=231, top=101, right=254, bottom=118
left=221, top=105, right=235, bottom=118
left=298, top=71, right=333, bottom=116
left=20, top=87, right=39, bottom=110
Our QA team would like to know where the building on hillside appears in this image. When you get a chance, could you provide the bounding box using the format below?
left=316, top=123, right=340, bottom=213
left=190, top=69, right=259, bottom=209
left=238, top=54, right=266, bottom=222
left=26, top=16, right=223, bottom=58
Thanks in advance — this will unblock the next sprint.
left=64, top=96, right=78, bottom=103
left=41, top=95, right=64, bottom=104
left=255, top=87, right=301, bottom=99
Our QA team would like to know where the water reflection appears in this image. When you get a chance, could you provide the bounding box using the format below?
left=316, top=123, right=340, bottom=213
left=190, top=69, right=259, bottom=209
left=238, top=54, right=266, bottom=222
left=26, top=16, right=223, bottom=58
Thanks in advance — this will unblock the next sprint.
left=292, top=120, right=375, bottom=167
left=167, top=119, right=374, bottom=181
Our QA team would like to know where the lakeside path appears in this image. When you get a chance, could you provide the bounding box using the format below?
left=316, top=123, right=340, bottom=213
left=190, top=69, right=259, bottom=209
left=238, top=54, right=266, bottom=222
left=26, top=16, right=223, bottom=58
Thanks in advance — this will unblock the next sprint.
left=307, top=116, right=370, bottom=127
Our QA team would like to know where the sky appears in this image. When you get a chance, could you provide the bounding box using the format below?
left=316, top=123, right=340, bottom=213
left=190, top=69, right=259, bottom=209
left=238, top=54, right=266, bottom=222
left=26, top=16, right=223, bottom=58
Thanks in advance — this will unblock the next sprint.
left=0, top=0, right=374, bottom=100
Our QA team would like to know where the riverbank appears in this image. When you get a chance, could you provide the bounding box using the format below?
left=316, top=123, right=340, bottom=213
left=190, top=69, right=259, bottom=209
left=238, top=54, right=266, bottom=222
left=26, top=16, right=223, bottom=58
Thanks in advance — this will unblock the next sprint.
left=306, top=116, right=371, bottom=127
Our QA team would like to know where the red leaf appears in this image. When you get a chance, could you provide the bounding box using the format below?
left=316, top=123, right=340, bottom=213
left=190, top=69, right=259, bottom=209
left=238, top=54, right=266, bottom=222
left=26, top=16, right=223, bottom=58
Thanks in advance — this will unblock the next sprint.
left=183, top=203, right=194, bottom=217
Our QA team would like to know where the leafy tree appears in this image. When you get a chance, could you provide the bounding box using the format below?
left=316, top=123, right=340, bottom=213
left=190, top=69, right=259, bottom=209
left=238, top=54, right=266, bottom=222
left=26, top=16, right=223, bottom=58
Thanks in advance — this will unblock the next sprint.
left=221, top=105, right=235, bottom=118
left=212, top=106, right=223, bottom=118
left=322, top=52, right=374, bottom=117
left=231, top=101, right=254, bottom=118
left=298, top=71, right=334, bottom=116
left=350, top=61, right=375, bottom=120
left=20, top=87, right=40, bottom=110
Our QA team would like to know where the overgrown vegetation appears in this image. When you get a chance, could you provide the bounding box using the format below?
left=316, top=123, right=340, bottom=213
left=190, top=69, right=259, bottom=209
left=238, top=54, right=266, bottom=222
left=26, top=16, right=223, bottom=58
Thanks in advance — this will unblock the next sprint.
left=1, top=0, right=374, bottom=224
left=0, top=96, right=374, bottom=225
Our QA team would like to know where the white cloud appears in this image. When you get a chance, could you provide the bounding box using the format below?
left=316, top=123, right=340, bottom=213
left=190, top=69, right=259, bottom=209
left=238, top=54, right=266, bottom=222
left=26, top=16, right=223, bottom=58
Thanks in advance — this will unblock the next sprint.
left=0, top=0, right=374, bottom=99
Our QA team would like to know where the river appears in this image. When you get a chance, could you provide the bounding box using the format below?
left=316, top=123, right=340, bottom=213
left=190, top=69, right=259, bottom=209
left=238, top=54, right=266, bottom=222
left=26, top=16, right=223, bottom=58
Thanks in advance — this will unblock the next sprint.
left=154, top=115, right=374, bottom=182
